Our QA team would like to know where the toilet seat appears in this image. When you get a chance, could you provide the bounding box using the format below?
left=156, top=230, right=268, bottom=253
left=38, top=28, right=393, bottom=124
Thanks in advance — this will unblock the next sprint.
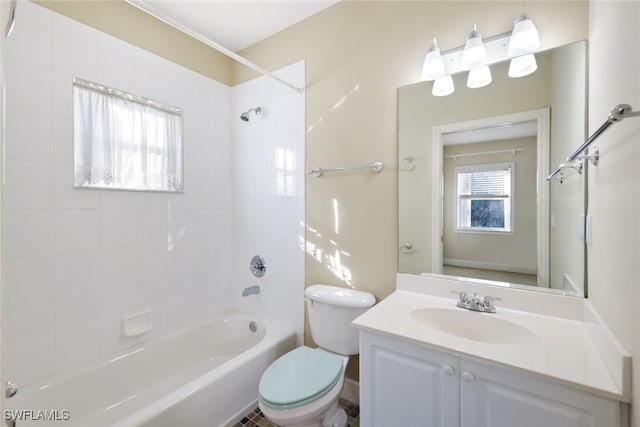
left=259, top=346, right=344, bottom=410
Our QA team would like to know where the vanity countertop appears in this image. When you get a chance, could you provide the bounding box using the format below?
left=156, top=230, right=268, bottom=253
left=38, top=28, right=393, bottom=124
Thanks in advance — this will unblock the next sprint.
left=353, top=281, right=631, bottom=402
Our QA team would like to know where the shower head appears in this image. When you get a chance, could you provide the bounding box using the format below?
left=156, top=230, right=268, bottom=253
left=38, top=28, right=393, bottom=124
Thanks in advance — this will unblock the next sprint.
left=240, top=107, right=262, bottom=122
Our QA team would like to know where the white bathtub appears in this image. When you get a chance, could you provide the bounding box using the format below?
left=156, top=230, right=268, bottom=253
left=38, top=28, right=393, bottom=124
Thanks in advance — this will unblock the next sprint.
left=5, top=310, right=296, bottom=427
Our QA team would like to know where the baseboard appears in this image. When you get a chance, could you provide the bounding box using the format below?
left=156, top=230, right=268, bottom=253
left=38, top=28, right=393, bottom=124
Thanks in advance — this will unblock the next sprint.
left=340, top=378, right=359, bottom=404
left=443, top=258, right=537, bottom=275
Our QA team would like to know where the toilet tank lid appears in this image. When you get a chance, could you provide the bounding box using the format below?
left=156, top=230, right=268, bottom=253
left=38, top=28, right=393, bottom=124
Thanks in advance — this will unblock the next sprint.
left=305, top=285, right=375, bottom=308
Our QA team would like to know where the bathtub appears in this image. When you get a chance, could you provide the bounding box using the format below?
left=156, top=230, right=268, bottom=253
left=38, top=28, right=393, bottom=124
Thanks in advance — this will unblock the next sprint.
left=5, top=310, right=296, bottom=427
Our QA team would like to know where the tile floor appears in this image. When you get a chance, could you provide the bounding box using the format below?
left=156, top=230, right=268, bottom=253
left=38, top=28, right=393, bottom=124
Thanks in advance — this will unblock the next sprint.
left=234, top=399, right=360, bottom=427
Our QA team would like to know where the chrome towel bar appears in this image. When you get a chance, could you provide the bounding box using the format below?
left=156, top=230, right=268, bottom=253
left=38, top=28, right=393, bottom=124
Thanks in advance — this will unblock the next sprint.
left=307, top=161, right=384, bottom=178
left=547, top=104, right=640, bottom=181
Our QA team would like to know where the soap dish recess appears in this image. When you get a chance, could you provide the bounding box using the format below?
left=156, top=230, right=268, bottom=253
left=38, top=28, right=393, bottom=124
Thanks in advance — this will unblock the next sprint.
left=122, top=310, right=153, bottom=337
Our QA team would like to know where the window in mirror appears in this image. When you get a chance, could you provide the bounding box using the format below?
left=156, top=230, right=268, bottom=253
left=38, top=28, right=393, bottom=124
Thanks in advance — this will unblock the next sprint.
left=455, top=163, right=512, bottom=233
left=73, top=78, right=183, bottom=192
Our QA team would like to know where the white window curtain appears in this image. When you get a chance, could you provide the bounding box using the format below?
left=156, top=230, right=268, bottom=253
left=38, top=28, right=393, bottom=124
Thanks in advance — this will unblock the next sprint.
left=73, top=78, right=183, bottom=192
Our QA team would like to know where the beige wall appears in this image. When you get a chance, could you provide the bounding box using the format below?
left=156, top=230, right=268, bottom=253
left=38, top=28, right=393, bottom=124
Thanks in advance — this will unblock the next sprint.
left=443, top=138, right=537, bottom=272
left=588, top=2, right=640, bottom=425
left=35, top=0, right=234, bottom=85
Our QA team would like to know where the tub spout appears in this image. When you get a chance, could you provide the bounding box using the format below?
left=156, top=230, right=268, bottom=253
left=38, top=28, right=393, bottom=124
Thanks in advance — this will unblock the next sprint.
left=242, top=286, right=260, bottom=297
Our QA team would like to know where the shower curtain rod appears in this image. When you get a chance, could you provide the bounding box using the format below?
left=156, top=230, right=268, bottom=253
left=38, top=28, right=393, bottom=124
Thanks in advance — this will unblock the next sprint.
left=125, top=0, right=305, bottom=94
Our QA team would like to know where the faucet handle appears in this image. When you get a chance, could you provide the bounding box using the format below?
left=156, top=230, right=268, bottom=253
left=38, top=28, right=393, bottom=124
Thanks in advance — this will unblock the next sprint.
left=482, top=295, right=502, bottom=312
left=451, top=290, right=468, bottom=302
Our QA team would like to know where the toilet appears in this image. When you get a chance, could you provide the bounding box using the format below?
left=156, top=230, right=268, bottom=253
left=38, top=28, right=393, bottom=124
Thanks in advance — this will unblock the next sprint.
left=258, top=284, right=375, bottom=427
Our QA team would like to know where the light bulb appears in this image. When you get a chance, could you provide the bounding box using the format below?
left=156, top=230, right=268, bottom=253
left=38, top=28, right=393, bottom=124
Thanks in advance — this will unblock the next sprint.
left=509, top=54, right=538, bottom=78
left=467, top=65, right=492, bottom=88
left=422, top=38, right=446, bottom=81
left=432, top=75, right=455, bottom=97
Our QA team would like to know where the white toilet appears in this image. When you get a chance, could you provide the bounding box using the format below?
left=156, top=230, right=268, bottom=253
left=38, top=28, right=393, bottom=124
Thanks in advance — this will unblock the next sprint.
left=258, top=284, right=375, bottom=427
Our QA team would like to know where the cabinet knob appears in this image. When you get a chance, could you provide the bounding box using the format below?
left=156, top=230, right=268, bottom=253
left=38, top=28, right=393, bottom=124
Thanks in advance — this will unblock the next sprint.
left=462, top=371, right=475, bottom=383
left=442, top=365, right=456, bottom=375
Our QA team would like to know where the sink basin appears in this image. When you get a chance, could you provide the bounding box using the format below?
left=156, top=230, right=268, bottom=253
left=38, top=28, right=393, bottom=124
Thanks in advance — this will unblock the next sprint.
left=410, top=308, right=541, bottom=346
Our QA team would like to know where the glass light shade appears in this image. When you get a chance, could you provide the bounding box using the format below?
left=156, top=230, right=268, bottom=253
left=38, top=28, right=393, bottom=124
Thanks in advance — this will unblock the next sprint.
left=508, top=54, right=538, bottom=78
left=460, top=34, right=488, bottom=70
left=508, top=17, right=540, bottom=57
left=466, top=65, right=492, bottom=88
left=432, top=75, right=454, bottom=97
left=422, top=49, right=445, bottom=81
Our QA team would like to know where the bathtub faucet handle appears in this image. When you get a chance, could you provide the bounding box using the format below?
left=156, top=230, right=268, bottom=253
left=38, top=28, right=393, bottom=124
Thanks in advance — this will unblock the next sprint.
left=242, top=285, right=261, bottom=297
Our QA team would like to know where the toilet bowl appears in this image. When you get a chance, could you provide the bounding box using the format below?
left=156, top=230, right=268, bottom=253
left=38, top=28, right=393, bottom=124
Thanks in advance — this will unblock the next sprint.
left=258, top=285, right=375, bottom=427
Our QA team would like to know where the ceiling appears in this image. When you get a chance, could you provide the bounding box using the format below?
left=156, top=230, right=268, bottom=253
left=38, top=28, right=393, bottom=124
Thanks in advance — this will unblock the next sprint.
left=132, top=0, right=340, bottom=52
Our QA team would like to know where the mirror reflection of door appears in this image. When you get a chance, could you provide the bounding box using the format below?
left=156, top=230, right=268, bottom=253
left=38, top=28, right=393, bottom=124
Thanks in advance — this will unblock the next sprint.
left=442, top=123, right=538, bottom=286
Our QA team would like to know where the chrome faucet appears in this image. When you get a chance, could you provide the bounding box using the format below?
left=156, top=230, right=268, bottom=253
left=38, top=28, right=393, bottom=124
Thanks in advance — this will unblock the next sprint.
left=242, top=286, right=261, bottom=297
left=452, top=291, right=500, bottom=313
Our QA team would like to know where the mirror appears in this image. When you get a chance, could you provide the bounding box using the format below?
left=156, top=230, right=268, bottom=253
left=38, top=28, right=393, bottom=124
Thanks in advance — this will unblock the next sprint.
left=398, top=41, right=587, bottom=296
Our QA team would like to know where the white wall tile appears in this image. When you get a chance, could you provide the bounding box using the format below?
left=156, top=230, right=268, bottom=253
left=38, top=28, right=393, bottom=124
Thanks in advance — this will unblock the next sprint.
left=136, top=192, right=168, bottom=210
left=5, top=256, right=55, bottom=308
left=168, top=209, right=192, bottom=243
left=5, top=0, right=52, bottom=67
left=55, top=251, right=101, bottom=301
left=54, top=209, right=100, bottom=253
left=99, top=209, right=138, bottom=249
left=5, top=302, right=55, bottom=359
left=53, top=117, right=73, bottom=164
left=55, top=293, right=100, bottom=345
left=6, top=58, right=52, bottom=115
left=167, top=188, right=193, bottom=210
left=97, top=32, right=136, bottom=93
left=4, top=209, right=55, bottom=259
left=4, top=159, right=54, bottom=209
left=54, top=163, right=99, bottom=208
left=52, top=72, right=73, bottom=119
left=136, top=209, right=168, bottom=246
left=99, top=190, right=137, bottom=209
left=55, top=337, right=100, bottom=374
left=5, top=108, right=53, bottom=161
left=100, top=248, right=138, bottom=293
left=52, top=13, right=98, bottom=80
left=134, top=49, right=168, bottom=102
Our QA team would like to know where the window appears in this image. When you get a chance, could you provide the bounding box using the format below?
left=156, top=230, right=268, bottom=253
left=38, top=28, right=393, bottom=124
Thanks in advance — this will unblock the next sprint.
left=73, top=78, right=183, bottom=192
left=455, top=163, right=513, bottom=233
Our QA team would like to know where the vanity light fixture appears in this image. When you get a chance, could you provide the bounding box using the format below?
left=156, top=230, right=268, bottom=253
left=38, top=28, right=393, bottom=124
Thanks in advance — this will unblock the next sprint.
left=508, top=53, right=538, bottom=78
left=432, top=75, right=455, bottom=97
left=460, top=24, right=488, bottom=71
left=467, top=64, right=492, bottom=88
left=507, top=9, right=541, bottom=57
left=508, top=9, right=540, bottom=79
left=425, top=10, right=541, bottom=97
left=421, top=37, right=446, bottom=81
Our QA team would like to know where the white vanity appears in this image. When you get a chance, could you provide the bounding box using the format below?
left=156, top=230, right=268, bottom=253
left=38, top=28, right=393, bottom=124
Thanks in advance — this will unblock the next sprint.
left=353, top=274, right=631, bottom=427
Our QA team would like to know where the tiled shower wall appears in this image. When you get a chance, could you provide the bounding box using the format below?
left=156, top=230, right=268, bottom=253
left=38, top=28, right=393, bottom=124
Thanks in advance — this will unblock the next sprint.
left=3, top=1, right=234, bottom=385
left=231, top=61, right=305, bottom=344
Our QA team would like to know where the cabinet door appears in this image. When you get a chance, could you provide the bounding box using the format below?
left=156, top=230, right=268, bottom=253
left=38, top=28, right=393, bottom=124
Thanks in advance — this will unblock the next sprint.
left=459, top=357, right=623, bottom=427
left=360, top=331, right=459, bottom=427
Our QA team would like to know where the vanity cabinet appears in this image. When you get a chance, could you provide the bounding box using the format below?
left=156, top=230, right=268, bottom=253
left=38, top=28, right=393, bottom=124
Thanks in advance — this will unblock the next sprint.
left=359, top=331, right=625, bottom=427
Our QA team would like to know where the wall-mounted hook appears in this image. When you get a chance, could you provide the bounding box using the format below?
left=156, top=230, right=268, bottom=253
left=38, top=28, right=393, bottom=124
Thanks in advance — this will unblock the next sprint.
left=400, top=156, right=416, bottom=171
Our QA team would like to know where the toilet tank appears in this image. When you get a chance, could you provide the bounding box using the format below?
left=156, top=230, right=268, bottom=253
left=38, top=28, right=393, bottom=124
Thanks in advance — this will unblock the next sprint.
left=305, top=285, right=375, bottom=355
